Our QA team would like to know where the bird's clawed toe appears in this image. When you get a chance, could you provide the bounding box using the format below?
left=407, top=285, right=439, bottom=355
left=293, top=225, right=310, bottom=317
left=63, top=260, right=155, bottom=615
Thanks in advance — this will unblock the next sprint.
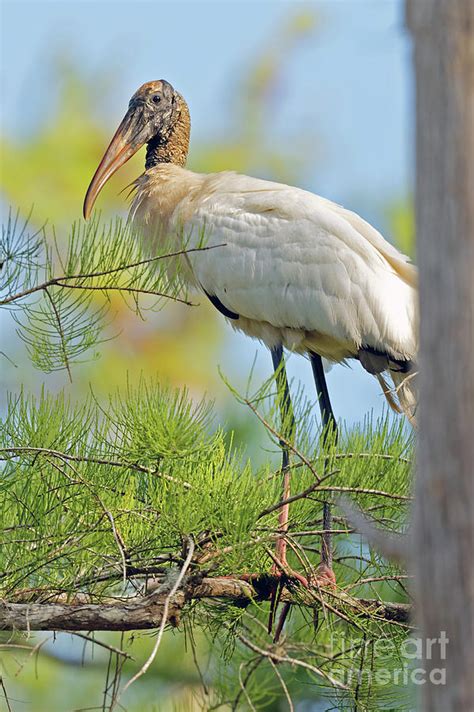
left=312, top=562, right=337, bottom=589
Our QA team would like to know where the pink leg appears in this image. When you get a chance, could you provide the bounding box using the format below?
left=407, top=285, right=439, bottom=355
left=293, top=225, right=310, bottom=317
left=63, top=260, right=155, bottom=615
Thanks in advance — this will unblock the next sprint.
left=273, top=468, right=291, bottom=570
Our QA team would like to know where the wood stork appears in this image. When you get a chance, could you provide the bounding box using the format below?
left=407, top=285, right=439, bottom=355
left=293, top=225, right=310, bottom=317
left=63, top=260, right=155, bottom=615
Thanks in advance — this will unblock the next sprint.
left=84, top=80, right=418, bottom=595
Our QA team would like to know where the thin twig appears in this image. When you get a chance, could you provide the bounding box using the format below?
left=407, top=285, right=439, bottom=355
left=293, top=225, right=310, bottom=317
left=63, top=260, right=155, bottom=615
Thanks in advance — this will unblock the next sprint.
left=243, top=398, right=322, bottom=484
left=354, top=632, right=367, bottom=708
left=43, top=456, right=130, bottom=586
left=236, top=632, right=348, bottom=690
left=237, top=661, right=257, bottom=711
left=231, top=657, right=263, bottom=711
left=269, top=659, right=294, bottom=712
left=57, top=282, right=193, bottom=306
left=265, top=451, right=412, bottom=482
left=186, top=620, right=209, bottom=696
left=0, top=244, right=224, bottom=306
left=256, top=472, right=338, bottom=520
left=119, top=537, right=195, bottom=697
left=0, top=446, right=192, bottom=489
left=0, top=677, right=12, bottom=712
left=70, top=632, right=134, bottom=660
left=101, top=508, right=129, bottom=588
left=338, top=496, right=408, bottom=563
left=43, top=287, right=72, bottom=382
left=344, top=575, right=411, bottom=591
left=317, top=485, right=411, bottom=502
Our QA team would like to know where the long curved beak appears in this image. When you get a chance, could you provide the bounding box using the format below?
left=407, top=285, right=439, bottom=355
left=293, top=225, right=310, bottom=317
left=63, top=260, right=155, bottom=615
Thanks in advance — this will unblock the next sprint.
left=83, top=105, right=150, bottom=219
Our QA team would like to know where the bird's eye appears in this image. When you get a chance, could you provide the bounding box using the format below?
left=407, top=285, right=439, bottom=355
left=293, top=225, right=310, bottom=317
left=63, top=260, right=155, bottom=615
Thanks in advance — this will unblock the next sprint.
left=152, top=94, right=161, bottom=104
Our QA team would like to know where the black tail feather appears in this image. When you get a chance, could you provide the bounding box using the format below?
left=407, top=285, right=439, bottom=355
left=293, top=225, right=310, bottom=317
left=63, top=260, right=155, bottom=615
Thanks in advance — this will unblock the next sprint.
left=358, top=345, right=414, bottom=375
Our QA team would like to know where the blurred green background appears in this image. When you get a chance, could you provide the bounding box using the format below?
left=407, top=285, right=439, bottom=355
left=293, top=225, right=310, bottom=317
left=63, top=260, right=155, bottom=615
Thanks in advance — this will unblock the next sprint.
left=0, top=1, right=414, bottom=709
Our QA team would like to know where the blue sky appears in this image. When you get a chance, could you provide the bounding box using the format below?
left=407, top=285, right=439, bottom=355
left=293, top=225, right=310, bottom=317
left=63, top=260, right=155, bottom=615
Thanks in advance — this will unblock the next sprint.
left=1, top=0, right=414, bottom=426
left=2, top=0, right=412, bottom=204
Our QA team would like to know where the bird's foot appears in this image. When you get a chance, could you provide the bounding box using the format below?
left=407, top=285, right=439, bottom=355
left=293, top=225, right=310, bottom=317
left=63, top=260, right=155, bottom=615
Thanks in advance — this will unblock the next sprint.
left=270, top=560, right=309, bottom=588
left=234, top=558, right=336, bottom=592
left=265, top=561, right=336, bottom=641
left=311, top=562, right=337, bottom=589
left=221, top=563, right=336, bottom=641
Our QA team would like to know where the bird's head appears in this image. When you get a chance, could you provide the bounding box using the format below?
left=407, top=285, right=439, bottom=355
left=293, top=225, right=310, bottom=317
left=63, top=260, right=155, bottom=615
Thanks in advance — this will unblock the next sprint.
left=83, top=80, right=190, bottom=219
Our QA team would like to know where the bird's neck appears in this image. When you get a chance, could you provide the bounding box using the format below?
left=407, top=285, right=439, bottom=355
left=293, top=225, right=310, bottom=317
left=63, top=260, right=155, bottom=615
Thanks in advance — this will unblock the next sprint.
left=146, top=96, right=190, bottom=169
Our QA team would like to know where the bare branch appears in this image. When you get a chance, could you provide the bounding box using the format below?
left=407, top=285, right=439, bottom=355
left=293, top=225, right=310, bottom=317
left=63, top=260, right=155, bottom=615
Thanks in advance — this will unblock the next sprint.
left=0, top=576, right=411, bottom=631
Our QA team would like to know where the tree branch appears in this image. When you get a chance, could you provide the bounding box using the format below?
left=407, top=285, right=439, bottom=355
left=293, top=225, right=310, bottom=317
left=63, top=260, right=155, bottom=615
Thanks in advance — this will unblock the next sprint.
left=0, top=244, right=223, bottom=306
left=1, top=576, right=411, bottom=631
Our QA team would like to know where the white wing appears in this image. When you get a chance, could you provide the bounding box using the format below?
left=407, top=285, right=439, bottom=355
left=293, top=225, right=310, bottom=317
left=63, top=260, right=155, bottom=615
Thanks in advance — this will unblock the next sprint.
left=171, top=172, right=417, bottom=359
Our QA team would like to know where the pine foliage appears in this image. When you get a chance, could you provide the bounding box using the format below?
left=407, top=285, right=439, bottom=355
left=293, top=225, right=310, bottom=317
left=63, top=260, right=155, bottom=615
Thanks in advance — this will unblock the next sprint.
left=1, top=211, right=195, bottom=375
left=0, top=216, right=415, bottom=711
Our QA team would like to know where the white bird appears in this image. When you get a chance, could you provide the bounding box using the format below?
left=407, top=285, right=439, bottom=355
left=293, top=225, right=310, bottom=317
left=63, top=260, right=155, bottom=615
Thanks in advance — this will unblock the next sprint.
left=84, top=80, right=418, bottom=597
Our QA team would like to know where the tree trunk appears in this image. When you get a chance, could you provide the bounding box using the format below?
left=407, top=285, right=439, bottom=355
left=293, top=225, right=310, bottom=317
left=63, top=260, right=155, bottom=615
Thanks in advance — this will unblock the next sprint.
left=406, top=1, right=474, bottom=710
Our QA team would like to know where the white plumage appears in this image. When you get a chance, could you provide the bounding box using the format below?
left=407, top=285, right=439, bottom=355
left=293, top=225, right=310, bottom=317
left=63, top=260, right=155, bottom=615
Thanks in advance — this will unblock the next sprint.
left=130, top=165, right=418, bottom=418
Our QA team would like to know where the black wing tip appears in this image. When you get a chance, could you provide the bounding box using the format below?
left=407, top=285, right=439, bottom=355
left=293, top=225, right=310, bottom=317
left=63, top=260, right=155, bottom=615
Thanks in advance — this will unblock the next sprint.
left=203, top=290, right=239, bottom=320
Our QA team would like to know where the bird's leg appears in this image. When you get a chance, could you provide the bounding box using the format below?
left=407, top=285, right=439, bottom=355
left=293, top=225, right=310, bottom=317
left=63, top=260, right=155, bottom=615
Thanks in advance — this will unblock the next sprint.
left=269, top=344, right=300, bottom=639
left=270, top=345, right=295, bottom=573
left=221, top=346, right=303, bottom=640
left=310, top=352, right=337, bottom=587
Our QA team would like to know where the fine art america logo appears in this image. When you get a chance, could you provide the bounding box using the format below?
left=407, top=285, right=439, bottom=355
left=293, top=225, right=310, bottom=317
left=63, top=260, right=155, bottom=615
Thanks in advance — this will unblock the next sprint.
left=331, top=632, right=449, bottom=687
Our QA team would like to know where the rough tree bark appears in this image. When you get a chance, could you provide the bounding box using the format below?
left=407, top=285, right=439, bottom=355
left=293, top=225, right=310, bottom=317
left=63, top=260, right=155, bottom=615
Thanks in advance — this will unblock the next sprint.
left=0, top=577, right=410, bottom=631
left=406, top=1, right=474, bottom=710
